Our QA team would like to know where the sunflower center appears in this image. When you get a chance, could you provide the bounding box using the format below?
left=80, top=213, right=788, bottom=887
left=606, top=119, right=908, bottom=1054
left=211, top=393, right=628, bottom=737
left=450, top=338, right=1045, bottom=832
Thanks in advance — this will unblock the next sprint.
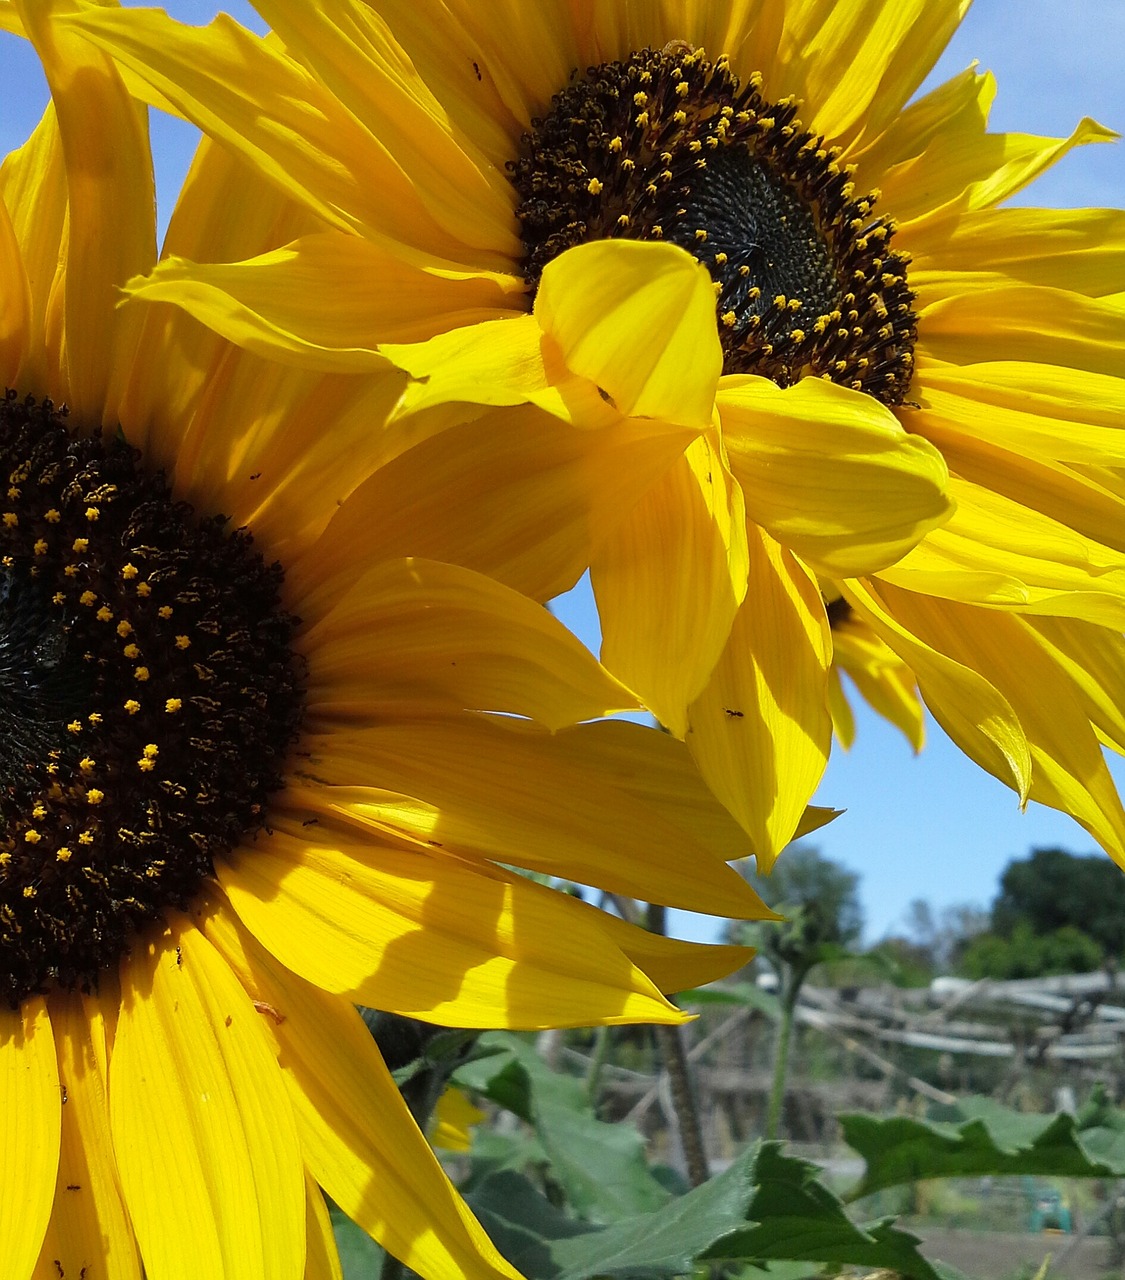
left=0, top=391, right=303, bottom=1005
left=510, top=45, right=916, bottom=404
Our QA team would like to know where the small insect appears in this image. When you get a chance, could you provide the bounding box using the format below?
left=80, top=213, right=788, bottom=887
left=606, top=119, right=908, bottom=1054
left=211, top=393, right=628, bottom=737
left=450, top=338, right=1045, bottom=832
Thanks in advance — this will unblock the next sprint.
left=472, top=60, right=482, bottom=81
left=175, top=945, right=183, bottom=967
left=724, top=707, right=744, bottom=718
left=60, top=1083, right=68, bottom=1104
left=253, top=999, right=285, bottom=1025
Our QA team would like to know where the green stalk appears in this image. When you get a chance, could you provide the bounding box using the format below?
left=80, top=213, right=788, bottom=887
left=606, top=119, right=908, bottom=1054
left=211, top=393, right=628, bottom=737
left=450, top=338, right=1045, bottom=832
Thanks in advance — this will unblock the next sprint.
left=764, top=972, right=803, bottom=1142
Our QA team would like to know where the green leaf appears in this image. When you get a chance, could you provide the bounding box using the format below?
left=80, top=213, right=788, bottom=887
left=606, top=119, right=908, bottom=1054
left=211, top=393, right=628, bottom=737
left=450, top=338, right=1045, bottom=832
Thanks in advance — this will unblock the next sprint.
left=471, top=1143, right=940, bottom=1280
left=841, top=1092, right=1125, bottom=1199
left=533, top=1096, right=668, bottom=1222
left=331, top=1205, right=387, bottom=1280
left=468, top=1171, right=600, bottom=1279
left=700, top=1145, right=941, bottom=1280
left=676, top=981, right=781, bottom=1018
left=470, top=1145, right=761, bottom=1279
left=455, top=1033, right=668, bottom=1221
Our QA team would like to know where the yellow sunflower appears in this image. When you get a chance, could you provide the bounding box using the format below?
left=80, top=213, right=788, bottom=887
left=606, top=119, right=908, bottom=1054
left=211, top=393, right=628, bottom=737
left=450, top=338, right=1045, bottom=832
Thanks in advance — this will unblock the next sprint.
left=58, top=1, right=1125, bottom=867
left=0, top=12, right=780, bottom=1280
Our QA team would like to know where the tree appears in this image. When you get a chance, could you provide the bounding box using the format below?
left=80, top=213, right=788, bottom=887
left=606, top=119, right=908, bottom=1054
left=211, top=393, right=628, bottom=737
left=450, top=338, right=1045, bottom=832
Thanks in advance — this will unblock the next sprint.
left=990, top=847, right=1125, bottom=956
left=959, top=921, right=1104, bottom=979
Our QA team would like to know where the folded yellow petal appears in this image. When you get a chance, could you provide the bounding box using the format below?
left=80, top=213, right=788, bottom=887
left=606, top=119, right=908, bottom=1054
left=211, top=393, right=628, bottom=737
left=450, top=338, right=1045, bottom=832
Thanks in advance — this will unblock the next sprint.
left=0, top=997, right=59, bottom=1280
left=219, top=816, right=685, bottom=1028
left=63, top=4, right=483, bottom=257
left=593, top=438, right=749, bottom=734
left=202, top=903, right=524, bottom=1280
left=865, top=583, right=1125, bottom=865
left=0, top=191, right=29, bottom=384
left=878, top=477, right=1125, bottom=627
left=1029, top=617, right=1125, bottom=756
left=843, top=579, right=1031, bottom=799
left=719, top=375, right=952, bottom=575
left=0, top=102, right=66, bottom=395
left=301, top=556, right=638, bottom=731
left=911, top=208, right=1125, bottom=299
left=111, top=923, right=305, bottom=1280
left=17, top=0, right=155, bottom=426
left=686, top=527, right=832, bottom=870
left=919, top=286, right=1125, bottom=376
left=383, top=315, right=610, bottom=422
left=123, top=232, right=524, bottom=371
left=534, top=240, right=723, bottom=427
left=831, top=612, right=925, bottom=752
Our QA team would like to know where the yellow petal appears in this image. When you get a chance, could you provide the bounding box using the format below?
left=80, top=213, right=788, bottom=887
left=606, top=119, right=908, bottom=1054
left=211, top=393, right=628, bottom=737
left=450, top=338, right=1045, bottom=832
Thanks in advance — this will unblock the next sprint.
left=430, top=1088, right=486, bottom=1154
left=685, top=526, right=833, bottom=871
left=111, top=921, right=305, bottom=1280
left=251, top=0, right=520, bottom=255
left=219, top=816, right=685, bottom=1028
left=201, top=902, right=524, bottom=1280
left=719, top=375, right=952, bottom=575
left=793, top=0, right=968, bottom=147
left=301, top=556, right=637, bottom=731
left=914, top=361, right=1125, bottom=468
left=864, top=584, right=1125, bottom=865
left=0, top=997, right=59, bottom=1280
left=593, top=438, right=749, bottom=735
left=534, top=239, right=723, bottom=427
left=843, top=579, right=1031, bottom=798
left=16, top=0, right=155, bottom=425
left=35, top=993, right=142, bottom=1280
left=123, top=231, right=524, bottom=371
left=172, top=361, right=408, bottom=569
left=592, top=911, right=762, bottom=994
left=288, top=716, right=770, bottom=918
left=854, top=64, right=993, bottom=208
left=481, top=717, right=758, bottom=865
left=827, top=665, right=857, bottom=750
left=915, top=414, right=1125, bottom=556
left=285, top=406, right=694, bottom=615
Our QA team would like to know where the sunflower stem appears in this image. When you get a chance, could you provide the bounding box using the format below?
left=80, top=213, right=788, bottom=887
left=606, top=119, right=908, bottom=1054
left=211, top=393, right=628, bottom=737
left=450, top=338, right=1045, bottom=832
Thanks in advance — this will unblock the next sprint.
left=655, top=1022, right=710, bottom=1186
left=764, top=976, right=800, bottom=1141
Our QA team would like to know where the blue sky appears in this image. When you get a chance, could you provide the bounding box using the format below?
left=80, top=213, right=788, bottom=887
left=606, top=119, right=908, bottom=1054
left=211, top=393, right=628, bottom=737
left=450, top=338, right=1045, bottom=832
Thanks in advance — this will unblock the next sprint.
left=2, top=1, right=1123, bottom=947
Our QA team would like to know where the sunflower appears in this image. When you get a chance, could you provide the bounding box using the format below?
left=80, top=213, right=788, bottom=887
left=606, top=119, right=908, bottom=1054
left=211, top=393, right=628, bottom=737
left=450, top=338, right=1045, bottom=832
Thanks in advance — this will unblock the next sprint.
left=0, top=12, right=781, bottom=1280
left=59, top=0, right=1125, bottom=867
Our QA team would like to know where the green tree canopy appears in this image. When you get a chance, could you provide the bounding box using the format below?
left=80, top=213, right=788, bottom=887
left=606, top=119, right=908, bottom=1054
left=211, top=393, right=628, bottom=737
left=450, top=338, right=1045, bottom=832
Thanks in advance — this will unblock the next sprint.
left=991, top=846, right=1125, bottom=955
